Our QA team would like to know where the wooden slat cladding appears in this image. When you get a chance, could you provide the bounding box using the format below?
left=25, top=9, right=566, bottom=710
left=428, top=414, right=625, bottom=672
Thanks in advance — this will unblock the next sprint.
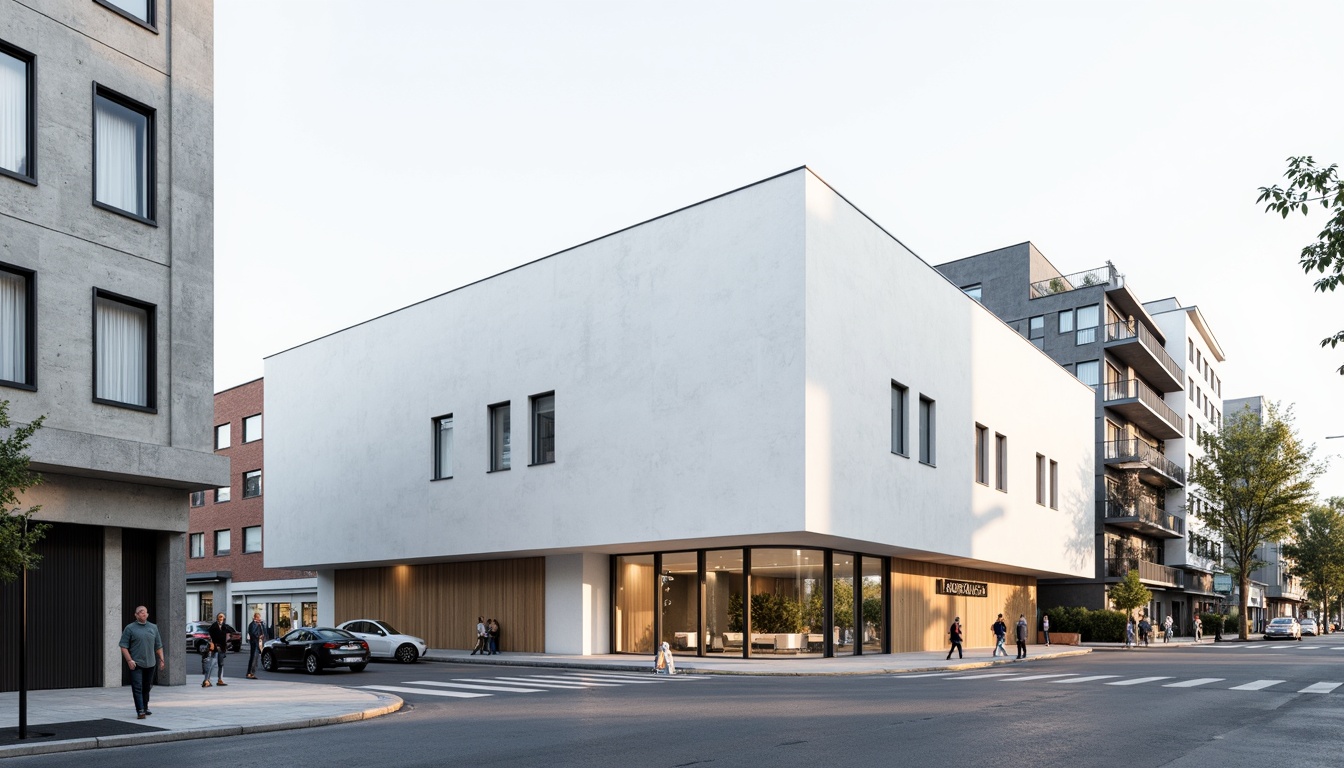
left=1, top=522, right=105, bottom=692
left=335, top=558, right=545, bottom=652
left=889, top=559, right=1036, bottom=653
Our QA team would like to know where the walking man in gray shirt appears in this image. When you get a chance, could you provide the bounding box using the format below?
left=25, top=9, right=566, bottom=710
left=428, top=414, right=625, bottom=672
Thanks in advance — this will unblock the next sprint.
left=118, top=605, right=165, bottom=720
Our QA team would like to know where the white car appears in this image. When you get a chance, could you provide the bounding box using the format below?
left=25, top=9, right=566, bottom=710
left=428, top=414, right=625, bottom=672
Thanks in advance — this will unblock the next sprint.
left=1299, top=618, right=1319, bottom=636
left=337, top=619, right=428, bottom=663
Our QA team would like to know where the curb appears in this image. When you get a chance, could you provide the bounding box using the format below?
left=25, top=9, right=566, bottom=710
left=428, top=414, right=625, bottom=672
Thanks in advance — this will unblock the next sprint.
left=0, top=694, right=403, bottom=759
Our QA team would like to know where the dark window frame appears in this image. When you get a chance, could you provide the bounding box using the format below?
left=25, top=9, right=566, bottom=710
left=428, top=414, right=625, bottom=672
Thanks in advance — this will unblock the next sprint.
left=214, top=485, right=230, bottom=504
left=213, top=528, right=230, bottom=557
left=215, top=422, right=230, bottom=450
left=91, top=83, right=157, bottom=225
left=0, top=40, right=37, bottom=185
left=488, top=401, right=511, bottom=472
left=242, top=525, right=261, bottom=554
left=0, top=262, right=37, bottom=390
left=242, top=413, right=262, bottom=443
left=974, top=424, right=989, bottom=485
left=90, top=287, right=156, bottom=412
left=93, top=0, right=158, bottom=33
left=189, top=490, right=204, bottom=507
left=918, top=395, right=936, bottom=466
left=891, top=381, right=909, bottom=457
left=188, top=532, right=204, bottom=559
left=530, top=391, right=555, bottom=466
left=432, top=413, right=454, bottom=480
left=995, top=433, right=1008, bottom=492
left=242, top=469, right=261, bottom=499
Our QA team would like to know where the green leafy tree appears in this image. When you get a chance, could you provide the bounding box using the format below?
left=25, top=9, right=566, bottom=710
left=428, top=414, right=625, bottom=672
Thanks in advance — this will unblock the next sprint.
left=1190, top=404, right=1322, bottom=639
left=1257, top=156, right=1344, bottom=373
left=0, top=402, right=45, bottom=585
left=1281, top=498, right=1344, bottom=625
left=1108, top=569, right=1152, bottom=621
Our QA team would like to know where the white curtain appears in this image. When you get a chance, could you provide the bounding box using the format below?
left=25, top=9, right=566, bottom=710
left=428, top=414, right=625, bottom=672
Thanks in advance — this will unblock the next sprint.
left=0, top=52, right=26, bottom=175
left=96, top=296, right=148, bottom=406
left=95, top=96, right=148, bottom=216
left=0, top=271, right=25, bottom=382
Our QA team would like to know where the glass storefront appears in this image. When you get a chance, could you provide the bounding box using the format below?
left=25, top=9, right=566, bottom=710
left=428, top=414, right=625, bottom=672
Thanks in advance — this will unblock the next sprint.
left=614, top=547, right=887, bottom=658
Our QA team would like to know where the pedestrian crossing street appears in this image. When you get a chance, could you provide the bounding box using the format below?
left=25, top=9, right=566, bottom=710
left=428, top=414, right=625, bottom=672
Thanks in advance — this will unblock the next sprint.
left=894, top=670, right=1342, bottom=694
left=358, top=671, right=707, bottom=700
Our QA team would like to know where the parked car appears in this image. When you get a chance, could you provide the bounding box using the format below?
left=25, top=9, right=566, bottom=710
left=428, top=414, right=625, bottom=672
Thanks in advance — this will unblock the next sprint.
left=1299, top=618, right=1319, bottom=636
left=336, top=619, right=428, bottom=664
left=185, top=621, right=241, bottom=653
left=261, top=627, right=370, bottom=674
left=1263, top=616, right=1302, bottom=641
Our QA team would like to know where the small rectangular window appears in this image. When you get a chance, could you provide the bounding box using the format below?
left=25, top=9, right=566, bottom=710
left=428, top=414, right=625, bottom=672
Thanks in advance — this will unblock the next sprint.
left=1028, top=316, right=1044, bottom=348
left=93, top=290, right=155, bottom=409
left=1075, top=360, right=1099, bottom=388
left=1035, top=454, right=1046, bottom=505
left=189, top=532, right=203, bottom=559
left=243, top=526, right=261, bottom=554
left=918, top=396, right=936, bottom=465
left=1058, top=310, right=1074, bottom=334
left=0, top=264, right=36, bottom=388
left=215, top=423, right=231, bottom=450
left=93, top=86, right=155, bottom=222
left=1049, top=460, right=1058, bottom=509
left=995, top=433, right=1007, bottom=492
left=243, top=413, right=262, bottom=442
left=961, top=284, right=982, bottom=303
left=214, top=485, right=230, bottom=503
left=1188, top=338, right=1194, bottom=362
left=531, top=392, right=555, bottom=465
left=1075, top=304, right=1100, bottom=344
left=974, top=424, right=988, bottom=485
left=242, top=469, right=261, bottom=498
left=433, top=414, right=453, bottom=479
left=0, top=41, right=36, bottom=183
left=189, top=490, right=204, bottom=507
left=891, top=381, right=909, bottom=456
left=95, top=0, right=155, bottom=27
left=1188, top=415, right=1194, bottom=438
left=489, top=402, right=511, bottom=471
left=214, top=529, right=230, bottom=556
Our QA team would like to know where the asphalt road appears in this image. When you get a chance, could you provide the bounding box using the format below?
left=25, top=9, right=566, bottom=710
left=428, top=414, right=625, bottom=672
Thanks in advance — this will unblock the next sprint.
left=12, top=642, right=1344, bottom=768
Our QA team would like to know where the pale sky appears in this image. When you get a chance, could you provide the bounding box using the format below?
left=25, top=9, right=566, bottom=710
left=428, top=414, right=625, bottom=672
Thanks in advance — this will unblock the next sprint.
left=215, top=1, right=1344, bottom=498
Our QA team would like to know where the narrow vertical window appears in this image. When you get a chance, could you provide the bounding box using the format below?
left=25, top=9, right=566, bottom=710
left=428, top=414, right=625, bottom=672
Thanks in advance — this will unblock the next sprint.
left=214, top=529, right=230, bottom=556
left=0, top=42, right=35, bottom=182
left=243, top=526, right=262, bottom=554
left=243, top=413, right=262, bottom=442
left=1028, top=316, right=1044, bottom=348
left=918, top=396, right=936, bottom=465
left=189, top=491, right=204, bottom=507
left=1075, top=304, right=1099, bottom=344
left=995, top=433, right=1007, bottom=491
left=0, top=265, right=35, bottom=387
left=490, top=402, right=511, bottom=471
left=1057, top=310, right=1073, bottom=334
left=189, top=532, right=204, bottom=558
left=974, top=424, right=988, bottom=485
left=93, top=86, right=155, bottom=222
left=93, top=290, right=154, bottom=409
left=1035, top=454, right=1046, bottom=505
left=891, top=381, right=909, bottom=456
left=531, top=392, right=555, bottom=465
left=242, top=469, right=261, bottom=498
left=1049, top=460, right=1058, bottom=509
left=1188, top=338, right=1194, bottom=362
left=215, top=423, right=231, bottom=450
left=433, top=414, right=453, bottom=479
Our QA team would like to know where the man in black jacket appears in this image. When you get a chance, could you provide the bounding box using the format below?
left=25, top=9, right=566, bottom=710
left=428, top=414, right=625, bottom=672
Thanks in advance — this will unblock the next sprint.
left=203, top=613, right=235, bottom=687
left=246, top=612, right=267, bottom=679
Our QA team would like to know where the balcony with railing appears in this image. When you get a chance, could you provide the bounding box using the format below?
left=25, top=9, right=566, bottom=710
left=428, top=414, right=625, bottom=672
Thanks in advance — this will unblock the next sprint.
left=1100, top=494, right=1184, bottom=539
left=1183, top=571, right=1219, bottom=596
left=1105, top=557, right=1183, bottom=587
left=1029, top=264, right=1119, bottom=299
left=1102, top=438, right=1186, bottom=487
left=1103, top=321, right=1184, bottom=393
left=1102, top=379, right=1184, bottom=440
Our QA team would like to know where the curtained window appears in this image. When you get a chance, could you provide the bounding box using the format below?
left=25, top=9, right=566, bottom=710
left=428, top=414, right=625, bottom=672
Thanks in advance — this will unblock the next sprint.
left=0, top=43, right=34, bottom=180
left=94, top=88, right=154, bottom=221
left=94, top=291, right=154, bottom=408
left=0, top=266, right=33, bottom=387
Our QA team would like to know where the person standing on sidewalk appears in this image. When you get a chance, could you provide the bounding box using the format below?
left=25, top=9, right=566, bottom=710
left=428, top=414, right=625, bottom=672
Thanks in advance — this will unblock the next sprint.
left=1163, top=614, right=1174, bottom=643
left=1125, top=618, right=1136, bottom=649
left=203, top=612, right=232, bottom=687
left=946, top=617, right=964, bottom=660
left=991, top=614, right=1008, bottom=657
left=1138, top=616, right=1151, bottom=647
left=471, top=616, right=488, bottom=655
left=487, top=618, right=500, bottom=655
left=1042, top=614, right=1051, bottom=647
left=118, top=605, right=165, bottom=720
left=246, top=612, right=267, bottom=678
left=1193, top=615, right=1203, bottom=643
left=1015, top=614, right=1029, bottom=659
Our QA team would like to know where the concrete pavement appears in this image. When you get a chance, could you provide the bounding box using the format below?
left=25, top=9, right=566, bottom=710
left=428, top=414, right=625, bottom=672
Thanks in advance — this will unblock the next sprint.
left=0, top=639, right=1130, bottom=758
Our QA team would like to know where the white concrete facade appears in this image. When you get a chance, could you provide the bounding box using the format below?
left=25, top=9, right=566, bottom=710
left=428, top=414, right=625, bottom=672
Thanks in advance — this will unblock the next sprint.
left=266, top=168, right=1095, bottom=652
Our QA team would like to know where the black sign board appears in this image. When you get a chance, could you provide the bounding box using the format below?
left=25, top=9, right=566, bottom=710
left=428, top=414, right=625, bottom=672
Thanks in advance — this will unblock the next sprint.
left=937, top=578, right=988, bottom=598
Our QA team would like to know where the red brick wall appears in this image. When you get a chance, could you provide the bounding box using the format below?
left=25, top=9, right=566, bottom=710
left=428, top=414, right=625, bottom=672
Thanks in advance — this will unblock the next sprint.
left=186, top=377, right=313, bottom=582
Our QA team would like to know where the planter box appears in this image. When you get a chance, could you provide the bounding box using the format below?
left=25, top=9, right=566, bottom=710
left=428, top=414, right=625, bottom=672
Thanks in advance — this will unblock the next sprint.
left=1040, top=631, right=1081, bottom=646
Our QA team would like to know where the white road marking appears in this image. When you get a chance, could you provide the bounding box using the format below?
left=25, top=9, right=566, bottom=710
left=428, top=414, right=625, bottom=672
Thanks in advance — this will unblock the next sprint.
left=513, top=675, right=625, bottom=687
left=893, top=673, right=956, bottom=678
left=1298, top=682, right=1342, bottom=694
left=490, top=677, right=593, bottom=689
left=948, top=673, right=1018, bottom=680
left=359, top=684, right=488, bottom=699
left=1001, top=674, right=1078, bottom=682
left=1229, top=680, right=1285, bottom=691
left=1105, top=677, right=1172, bottom=686
left=404, top=680, right=545, bottom=693
left=1053, top=675, right=1121, bottom=684
left=1163, top=678, right=1224, bottom=688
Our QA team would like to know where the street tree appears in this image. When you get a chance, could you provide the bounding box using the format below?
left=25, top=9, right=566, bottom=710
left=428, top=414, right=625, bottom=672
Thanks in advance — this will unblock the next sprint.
left=1257, top=156, right=1344, bottom=373
left=1189, top=404, right=1322, bottom=640
left=1109, top=569, right=1152, bottom=622
left=0, top=401, right=45, bottom=585
left=1281, top=498, right=1344, bottom=626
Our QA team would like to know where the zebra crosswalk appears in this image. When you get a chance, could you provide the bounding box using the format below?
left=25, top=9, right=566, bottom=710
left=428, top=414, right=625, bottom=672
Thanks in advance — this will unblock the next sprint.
left=893, top=671, right=1342, bottom=695
left=1189, top=643, right=1344, bottom=651
left=359, top=671, right=707, bottom=700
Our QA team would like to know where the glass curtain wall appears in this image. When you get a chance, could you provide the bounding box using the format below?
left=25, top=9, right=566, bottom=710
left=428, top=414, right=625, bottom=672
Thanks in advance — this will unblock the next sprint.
left=660, top=551, right=700, bottom=656
left=615, top=555, right=655, bottom=653
left=861, top=557, right=884, bottom=652
left=832, top=553, right=856, bottom=654
left=749, top=548, right=824, bottom=656
left=705, top=550, right=743, bottom=654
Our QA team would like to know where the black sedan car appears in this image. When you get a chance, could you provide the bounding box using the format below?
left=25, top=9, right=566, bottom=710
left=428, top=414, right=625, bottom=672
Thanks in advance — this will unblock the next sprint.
left=260, top=627, right=370, bottom=674
left=186, top=622, right=241, bottom=653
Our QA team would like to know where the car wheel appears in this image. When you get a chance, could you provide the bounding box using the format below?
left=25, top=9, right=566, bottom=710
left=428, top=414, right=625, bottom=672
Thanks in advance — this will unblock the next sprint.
left=395, top=644, right=419, bottom=664
left=304, top=653, right=321, bottom=674
left=349, top=662, right=367, bottom=672
left=195, top=639, right=209, bottom=654
left=261, top=650, right=276, bottom=672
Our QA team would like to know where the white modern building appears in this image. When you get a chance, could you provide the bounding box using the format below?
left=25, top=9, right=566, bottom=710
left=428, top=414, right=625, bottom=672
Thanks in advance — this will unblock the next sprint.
left=265, top=168, right=1095, bottom=658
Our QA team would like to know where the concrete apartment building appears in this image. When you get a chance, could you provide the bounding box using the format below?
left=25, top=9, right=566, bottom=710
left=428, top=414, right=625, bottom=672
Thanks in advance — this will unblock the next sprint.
left=0, top=0, right=225, bottom=691
left=265, top=168, right=1096, bottom=660
left=186, top=378, right=316, bottom=635
left=936, top=243, right=1203, bottom=631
